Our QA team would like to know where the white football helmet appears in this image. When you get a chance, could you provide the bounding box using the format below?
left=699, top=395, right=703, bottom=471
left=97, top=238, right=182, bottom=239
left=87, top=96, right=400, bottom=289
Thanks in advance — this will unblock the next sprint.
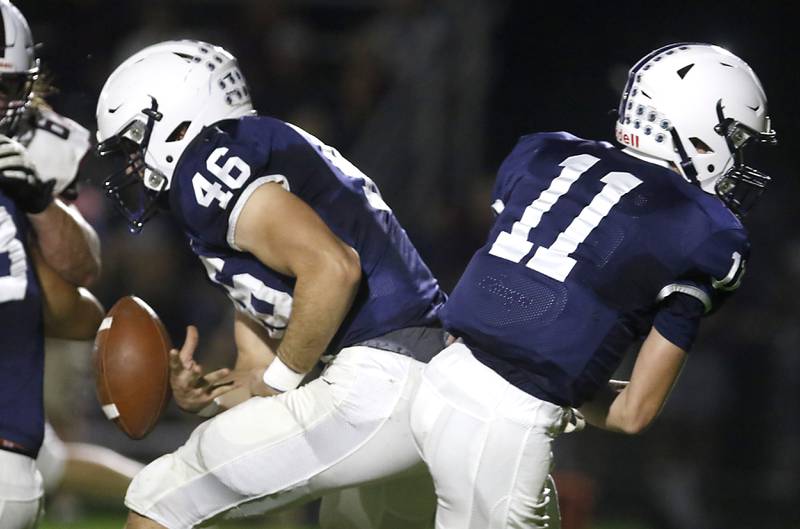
left=0, top=0, right=38, bottom=136
left=615, top=43, right=777, bottom=215
left=96, top=39, right=253, bottom=231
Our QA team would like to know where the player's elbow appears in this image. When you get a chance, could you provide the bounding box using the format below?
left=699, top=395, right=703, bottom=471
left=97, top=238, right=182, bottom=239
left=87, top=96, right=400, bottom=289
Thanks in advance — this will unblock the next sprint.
left=618, top=417, right=649, bottom=435
left=617, top=404, right=659, bottom=435
left=331, top=246, right=361, bottom=291
left=77, top=262, right=101, bottom=288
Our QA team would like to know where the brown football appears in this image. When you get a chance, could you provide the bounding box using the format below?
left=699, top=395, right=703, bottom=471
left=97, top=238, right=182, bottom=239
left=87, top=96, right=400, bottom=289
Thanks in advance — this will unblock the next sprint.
left=93, top=295, right=172, bottom=439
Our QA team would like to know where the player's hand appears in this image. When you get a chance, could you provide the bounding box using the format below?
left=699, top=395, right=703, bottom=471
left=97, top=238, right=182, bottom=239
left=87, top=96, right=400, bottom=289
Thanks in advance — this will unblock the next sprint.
left=211, top=368, right=280, bottom=400
left=562, top=407, right=586, bottom=433
left=169, top=326, right=238, bottom=413
left=0, top=134, right=55, bottom=213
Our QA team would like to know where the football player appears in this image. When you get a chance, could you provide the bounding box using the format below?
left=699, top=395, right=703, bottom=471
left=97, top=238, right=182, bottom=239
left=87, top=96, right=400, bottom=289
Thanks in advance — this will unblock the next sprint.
left=409, top=43, right=776, bottom=528
left=0, top=2, right=142, bottom=526
left=95, top=40, right=450, bottom=529
left=1, top=2, right=103, bottom=526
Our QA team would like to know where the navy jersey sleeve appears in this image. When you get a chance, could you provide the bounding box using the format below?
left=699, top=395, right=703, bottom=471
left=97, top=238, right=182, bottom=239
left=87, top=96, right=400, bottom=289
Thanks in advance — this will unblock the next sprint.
left=653, top=227, right=749, bottom=350
left=175, top=118, right=310, bottom=250
left=490, top=134, right=544, bottom=215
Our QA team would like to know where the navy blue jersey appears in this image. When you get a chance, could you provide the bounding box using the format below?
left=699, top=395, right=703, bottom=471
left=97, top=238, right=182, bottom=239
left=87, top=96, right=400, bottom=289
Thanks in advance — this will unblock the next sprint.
left=0, top=191, right=45, bottom=456
left=442, top=132, right=748, bottom=407
left=170, top=116, right=445, bottom=351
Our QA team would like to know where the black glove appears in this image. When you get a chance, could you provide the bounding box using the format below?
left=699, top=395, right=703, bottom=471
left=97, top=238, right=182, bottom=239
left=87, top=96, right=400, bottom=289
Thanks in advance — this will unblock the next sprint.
left=0, top=134, right=55, bottom=214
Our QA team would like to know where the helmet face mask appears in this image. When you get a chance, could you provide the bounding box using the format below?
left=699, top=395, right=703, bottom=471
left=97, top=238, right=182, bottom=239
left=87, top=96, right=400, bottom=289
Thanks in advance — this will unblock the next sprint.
left=615, top=43, right=778, bottom=217
left=96, top=40, right=254, bottom=232
left=712, top=105, right=777, bottom=216
left=97, top=101, right=167, bottom=233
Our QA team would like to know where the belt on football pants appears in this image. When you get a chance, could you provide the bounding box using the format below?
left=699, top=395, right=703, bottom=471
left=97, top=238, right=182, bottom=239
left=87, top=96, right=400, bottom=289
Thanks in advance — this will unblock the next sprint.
left=0, top=437, right=37, bottom=459
left=352, top=325, right=448, bottom=364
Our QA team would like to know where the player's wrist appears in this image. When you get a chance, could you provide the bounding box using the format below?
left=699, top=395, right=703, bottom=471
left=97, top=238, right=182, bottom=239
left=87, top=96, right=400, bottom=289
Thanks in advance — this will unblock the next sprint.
left=262, top=355, right=306, bottom=393
left=197, top=397, right=223, bottom=418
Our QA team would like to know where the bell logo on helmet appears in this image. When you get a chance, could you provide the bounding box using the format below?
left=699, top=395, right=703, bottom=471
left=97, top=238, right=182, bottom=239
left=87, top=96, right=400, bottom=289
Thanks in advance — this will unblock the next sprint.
left=616, top=128, right=640, bottom=148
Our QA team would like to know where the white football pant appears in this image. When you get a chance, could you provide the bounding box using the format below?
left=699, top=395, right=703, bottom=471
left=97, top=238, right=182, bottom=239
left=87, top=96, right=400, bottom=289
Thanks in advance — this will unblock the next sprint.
left=35, top=422, right=67, bottom=494
left=0, top=450, right=44, bottom=529
left=320, top=469, right=436, bottom=529
left=410, top=342, right=567, bottom=529
left=126, top=346, right=432, bottom=528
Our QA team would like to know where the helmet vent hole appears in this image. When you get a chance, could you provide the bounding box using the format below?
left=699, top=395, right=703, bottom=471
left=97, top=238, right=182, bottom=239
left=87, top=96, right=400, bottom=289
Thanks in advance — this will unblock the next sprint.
left=640, top=90, right=652, bottom=99
left=172, top=52, right=195, bottom=62
left=676, top=63, right=694, bottom=79
left=720, top=62, right=734, bottom=68
left=689, top=137, right=714, bottom=154
left=166, top=121, right=191, bottom=142
left=707, top=164, right=715, bottom=172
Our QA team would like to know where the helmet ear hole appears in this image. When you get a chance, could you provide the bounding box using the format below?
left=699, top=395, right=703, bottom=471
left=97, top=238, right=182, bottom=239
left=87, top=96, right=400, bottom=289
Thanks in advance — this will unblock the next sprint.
left=689, top=137, right=714, bottom=154
left=166, top=121, right=191, bottom=142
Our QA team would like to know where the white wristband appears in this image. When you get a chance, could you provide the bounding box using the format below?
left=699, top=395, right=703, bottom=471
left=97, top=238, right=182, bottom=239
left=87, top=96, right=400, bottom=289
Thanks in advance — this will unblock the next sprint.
left=197, top=397, right=223, bottom=418
left=262, top=356, right=305, bottom=393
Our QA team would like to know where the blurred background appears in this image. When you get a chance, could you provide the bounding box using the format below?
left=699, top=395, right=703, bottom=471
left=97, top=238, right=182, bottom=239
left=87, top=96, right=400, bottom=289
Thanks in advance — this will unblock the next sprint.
left=14, top=0, right=800, bottom=528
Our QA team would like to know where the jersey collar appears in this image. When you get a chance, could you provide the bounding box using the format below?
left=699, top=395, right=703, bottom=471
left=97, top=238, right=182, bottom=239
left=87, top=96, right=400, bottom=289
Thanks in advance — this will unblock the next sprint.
left=620, top=147, right=672, bottom=170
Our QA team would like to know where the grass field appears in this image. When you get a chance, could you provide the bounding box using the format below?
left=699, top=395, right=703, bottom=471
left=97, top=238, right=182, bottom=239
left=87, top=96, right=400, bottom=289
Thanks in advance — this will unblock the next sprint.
left=39, top=513, right=316, bottom=529
left=38, top=505, right=317, bottom=529
left=38, top=511, right=647, bottom=529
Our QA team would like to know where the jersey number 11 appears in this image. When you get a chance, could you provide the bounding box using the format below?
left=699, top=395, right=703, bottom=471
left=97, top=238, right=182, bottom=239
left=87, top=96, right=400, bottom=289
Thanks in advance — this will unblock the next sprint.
left=489, top=154, right=641, bottom=282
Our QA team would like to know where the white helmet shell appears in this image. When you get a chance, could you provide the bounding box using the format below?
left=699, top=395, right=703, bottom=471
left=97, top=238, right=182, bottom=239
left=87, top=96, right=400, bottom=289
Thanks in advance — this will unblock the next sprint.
left=615, top=43, right=772, bottom=194
left=96, top=40, right=254, bottom=191
left=0, top=0, right=36, bottom=74
left=1, top=0, right=39, bottom=135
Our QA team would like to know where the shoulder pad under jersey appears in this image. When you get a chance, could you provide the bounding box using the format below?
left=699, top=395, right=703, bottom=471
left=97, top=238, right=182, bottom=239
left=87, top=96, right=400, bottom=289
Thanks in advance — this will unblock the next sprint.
left=19, top=107, right=91, bottom=196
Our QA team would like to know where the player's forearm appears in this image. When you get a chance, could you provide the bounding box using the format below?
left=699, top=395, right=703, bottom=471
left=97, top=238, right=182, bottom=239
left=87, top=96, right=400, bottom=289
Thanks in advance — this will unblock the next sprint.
left=44, top=287, right=104, bottom=340
left=28, top=200, right=101, bottom=286
left=583, top=384, right=661, bottom=435
left=579, top=385, right=615, bottom=431
left=233, top=310, right=279, bottom=370
left=579, top=379, right=637, bottom=433
left=276, top=258, right=361, bottom=374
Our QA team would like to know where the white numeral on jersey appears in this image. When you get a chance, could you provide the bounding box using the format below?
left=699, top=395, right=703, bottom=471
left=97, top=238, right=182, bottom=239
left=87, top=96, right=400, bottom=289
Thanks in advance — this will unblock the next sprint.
left=0, top=207, right=28, bottom=303
left=207, top=147, right=251, bottom=189
left=193, top=173, right=233, bottom=209
left=286, top=123, right=391, bottom=212
left=200, top=257, right=293, bottom=338
left=489, top=155, right=642, bottom=282
left=712, top=251, right=745, bottom=291
left=192, top=148, right=252, bottom=209
left=490, top=154, right=600, bottom=263
left=320, top=145, right=392, bottom=212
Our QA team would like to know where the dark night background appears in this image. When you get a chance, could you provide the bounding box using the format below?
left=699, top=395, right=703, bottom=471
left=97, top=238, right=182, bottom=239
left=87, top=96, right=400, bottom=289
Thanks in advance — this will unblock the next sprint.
left=14, top=1, right=800, bottom=528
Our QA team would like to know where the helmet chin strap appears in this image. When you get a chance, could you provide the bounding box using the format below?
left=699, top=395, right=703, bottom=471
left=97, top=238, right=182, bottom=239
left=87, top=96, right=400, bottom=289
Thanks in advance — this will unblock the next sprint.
left=668, top=127, right=699, bottom=185
left=140, top=97, right=163, bottom=148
